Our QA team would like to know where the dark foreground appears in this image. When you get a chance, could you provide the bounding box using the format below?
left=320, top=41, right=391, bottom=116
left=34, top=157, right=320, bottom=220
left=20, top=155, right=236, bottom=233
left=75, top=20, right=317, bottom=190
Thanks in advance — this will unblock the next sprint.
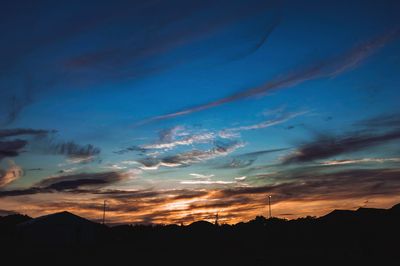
left=1, top=204, right=400, bottom=266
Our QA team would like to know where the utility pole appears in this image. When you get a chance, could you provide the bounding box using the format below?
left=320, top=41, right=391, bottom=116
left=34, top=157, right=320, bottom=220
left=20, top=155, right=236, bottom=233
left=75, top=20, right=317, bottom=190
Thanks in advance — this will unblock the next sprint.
left=214, top=212, right=219, bottom=226
left=268, top=195, right=272, bottom=218
left=102, top=200, right=107, bottom=225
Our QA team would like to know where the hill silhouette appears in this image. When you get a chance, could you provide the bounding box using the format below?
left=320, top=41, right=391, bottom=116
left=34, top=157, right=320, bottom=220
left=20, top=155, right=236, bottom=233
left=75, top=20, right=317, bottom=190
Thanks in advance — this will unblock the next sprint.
left=17, top=211, right=108, bottom=246
left=0, top=214, right=32, bottom=240
left=0, top=204, right=399, bottom=265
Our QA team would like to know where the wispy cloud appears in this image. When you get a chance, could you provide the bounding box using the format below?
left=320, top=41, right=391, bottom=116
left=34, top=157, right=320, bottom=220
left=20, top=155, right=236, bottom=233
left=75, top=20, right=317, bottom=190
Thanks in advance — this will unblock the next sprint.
left=281, top=113, right=400, bottom=164
left=0, top=76, right=34, bottom=127
left=180, top=180, right=236, bottom=185
left=0, top=160, right=23, bottom=188
left=355, top=113, right=400, bottom=129
left=0, top=171, right=128, bottom=196
left=0, top=139, right=27, bottom=162
left=214, top=148, right=288, bottom=169
left=0, top=128, right=100, bottom=166
left=0, top=128, right=56, bottom=162
left=223, top=111, right=307, bottom=132
left=189, top=173, right=215, bottom=179
left=136, top=29, right=399, bottom=126
left=124, top=110, right=300, bottom=161
left=319, top=158, right=400, bottom=166
left=158, top=125, right=187, bottom=142
left=0, top=128, right=54, bottom=139
left=142, top=132, right=215, bottom=150
left=114, top=145, right=147, bottom=155
left=115, top=126, right=216, bottom=155
left=63, top=1, right=279, bottom=83
left=137, top=161, right=182, bottom=170
left=283, top=129, right=400, bottom=164
left=36, top=171, right=127, bottom=191
left=137, top=140, right=244, bottom=170
left=182, top=172, right=236, bottom=185
left=49, top=141, right=100, bottom=158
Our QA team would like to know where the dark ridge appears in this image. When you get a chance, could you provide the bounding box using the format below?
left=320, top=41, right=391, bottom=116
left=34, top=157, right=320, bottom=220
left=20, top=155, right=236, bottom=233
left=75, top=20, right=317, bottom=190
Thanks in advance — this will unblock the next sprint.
left=0, top=214, right=32, bottom=227
left=0, top=203, right=399, bottom=265
left=187, top=220, right=215, bottom=228
left=390, top=202, right=400, bottom=212
left=18, top=210, right=96, bottom=227
left=16, top=211, right=109, bottom=247
left=356, top=207, right=387, bottom=215
left=319, top=209, right=356, bottom=221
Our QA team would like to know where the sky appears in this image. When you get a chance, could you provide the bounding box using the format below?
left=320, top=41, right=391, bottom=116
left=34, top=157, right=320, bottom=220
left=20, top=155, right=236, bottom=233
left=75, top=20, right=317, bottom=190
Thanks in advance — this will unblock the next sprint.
left=0, top=0, right=400, bottom=224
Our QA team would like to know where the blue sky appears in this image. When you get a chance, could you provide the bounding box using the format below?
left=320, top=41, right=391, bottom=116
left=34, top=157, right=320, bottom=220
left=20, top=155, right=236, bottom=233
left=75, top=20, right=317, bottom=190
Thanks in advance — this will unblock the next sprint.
left=0, top=0, right=400, bottom=223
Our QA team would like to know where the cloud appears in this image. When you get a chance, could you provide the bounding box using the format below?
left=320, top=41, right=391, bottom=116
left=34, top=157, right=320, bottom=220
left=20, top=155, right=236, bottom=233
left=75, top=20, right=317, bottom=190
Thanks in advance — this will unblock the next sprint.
left=215, top=148, right=287, bottom=169
left=136, top=140, right=244, bottom=170
left=189, top=173, right=215, bottom=179
left=35, top=171, right=127, bottom=191
left=182, top=173, right=236, bottom=185
left=48, top=141, right=101, bottom=160
left=218, top=168, right=400, bottom=202
left=158, top=125, right=187, bottom=143
left=136, top=29, right=400, bottom=125
left=0, top=76, right=34, bottom=126
left=236, top=148, right=289, bottom=159
left=0, top=128, right=54, bottom=139
left=64, top=1, right=279, bottom=78
left=225, top=111, right=306, bottom=133
left=0, top=160, right=23, bottom=188
left=0, top=128, right=56, bottom=162
left=228, top=16, right=281, bottom=61
left=66, top=156, right=97, bottom=164
left=218, top=130, right=240, bottom=139
left=0, top=129, right=102, bottom=166
left=137, top=160, right=183, bottom=170
left=121, top=110, right=296, bottom=157
left=356, top=113, right=400, bottom=129
left=283, top=129, right=400, bottom=164
left=133, top=125, right=216, bottom=152
left=0, top=171, right=127, bottom=197
left=114, top=145, right=147, bottom=155
left=319, top=158, right=400, bottom=166
left=0, top=139, right=27, bottom=161
left=180, top=180, right=236, bottom=185
left=142, top=132, right=215, bottom=150
left=0, top=129, right=99, bottom=165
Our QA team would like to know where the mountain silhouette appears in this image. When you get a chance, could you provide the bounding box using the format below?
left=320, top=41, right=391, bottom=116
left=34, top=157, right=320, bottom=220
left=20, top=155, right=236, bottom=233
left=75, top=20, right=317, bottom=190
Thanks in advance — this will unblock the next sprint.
left=390, top=202, right=400, bottom=213
left=0, top=213, right=31, bottom=227
left=188, top=220, right=215, bottom=229
left=0, top=213, right=32, bottom=239
left=17, top=211, right=108, bottom=246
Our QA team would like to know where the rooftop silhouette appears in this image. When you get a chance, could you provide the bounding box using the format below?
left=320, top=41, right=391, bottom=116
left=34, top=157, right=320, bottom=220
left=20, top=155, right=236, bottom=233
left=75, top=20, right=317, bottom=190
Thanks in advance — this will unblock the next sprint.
left=1, top=203, right=399, bottom=265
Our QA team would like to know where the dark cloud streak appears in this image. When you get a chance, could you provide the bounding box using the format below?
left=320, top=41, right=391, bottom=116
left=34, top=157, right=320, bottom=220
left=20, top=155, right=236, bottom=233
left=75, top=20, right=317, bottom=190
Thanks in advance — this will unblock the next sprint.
left=136, top=29, right=400, bottom=126
left=0, top=171, right=126, bottom=196
left=0, top=139, right=27, bottom=161
left=48, top=141, right=101, bottom=159
left=215, top=148, right=288, bottom=169
left=0, top=129, right=54, bottom=139
left=284, top=122, right=400, bottom=164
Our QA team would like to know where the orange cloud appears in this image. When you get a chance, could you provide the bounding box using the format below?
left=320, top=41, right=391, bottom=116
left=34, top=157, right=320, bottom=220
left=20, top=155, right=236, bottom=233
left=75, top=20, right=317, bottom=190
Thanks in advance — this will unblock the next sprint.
left=0, top=160, right=23, bottom=188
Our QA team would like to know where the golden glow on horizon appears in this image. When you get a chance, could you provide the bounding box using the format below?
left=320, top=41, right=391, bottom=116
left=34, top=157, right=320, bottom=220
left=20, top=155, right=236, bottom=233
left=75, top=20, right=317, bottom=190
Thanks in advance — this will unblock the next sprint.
left=1, top=191, right=399, bottom=225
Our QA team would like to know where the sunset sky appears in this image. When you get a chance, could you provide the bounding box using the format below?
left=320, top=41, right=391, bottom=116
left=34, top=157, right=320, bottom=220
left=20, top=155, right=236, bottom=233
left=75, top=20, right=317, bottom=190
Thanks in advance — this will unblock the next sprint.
left=1, top=0, right=400, bottom=224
